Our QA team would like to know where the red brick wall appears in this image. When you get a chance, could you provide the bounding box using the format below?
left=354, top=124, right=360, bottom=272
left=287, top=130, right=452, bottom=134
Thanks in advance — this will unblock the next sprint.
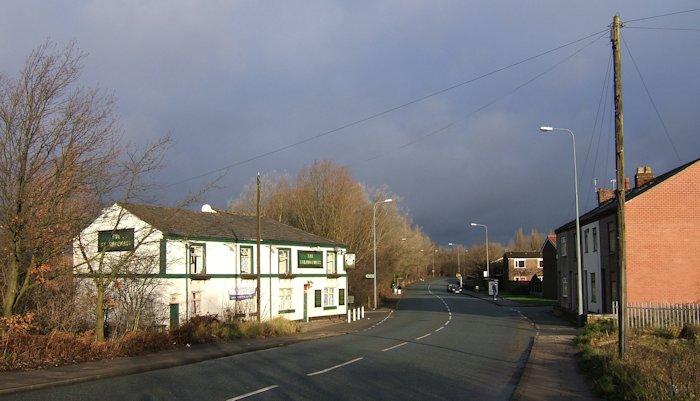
left=625, top=161, right=700, bottom=303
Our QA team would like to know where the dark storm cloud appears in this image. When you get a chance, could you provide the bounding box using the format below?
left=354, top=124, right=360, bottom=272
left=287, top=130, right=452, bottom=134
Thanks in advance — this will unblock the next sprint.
left=1, top=1, right=698, bottom=245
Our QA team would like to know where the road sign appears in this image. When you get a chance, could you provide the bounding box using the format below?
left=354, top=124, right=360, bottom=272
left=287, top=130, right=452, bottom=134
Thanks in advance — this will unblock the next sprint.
left=365, top=273, right=375, bottom=279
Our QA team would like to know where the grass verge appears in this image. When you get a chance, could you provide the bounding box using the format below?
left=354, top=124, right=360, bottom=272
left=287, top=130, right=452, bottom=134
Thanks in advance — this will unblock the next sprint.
left=575, top=320, right=699, bottom=400
left=498, top=291, right=557, bottom=306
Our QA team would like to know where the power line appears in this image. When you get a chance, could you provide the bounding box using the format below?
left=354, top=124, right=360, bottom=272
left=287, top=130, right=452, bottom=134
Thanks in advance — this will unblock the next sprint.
left=624, top=8, right=700, bottom=23
left=622, top=35, right=683, bottom=162
left=164, top=28, right=608, bottom=188
left=625, top=26, right=700, bottom=32
left=353, top=32, right=608, bottom=166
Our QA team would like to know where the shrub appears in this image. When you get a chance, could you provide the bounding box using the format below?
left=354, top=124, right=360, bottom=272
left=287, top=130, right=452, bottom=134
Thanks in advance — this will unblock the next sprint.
left=678, top=324, right=698, bottom=342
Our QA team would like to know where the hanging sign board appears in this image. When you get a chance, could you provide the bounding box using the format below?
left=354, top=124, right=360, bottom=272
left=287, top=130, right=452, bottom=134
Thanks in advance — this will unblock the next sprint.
left=344, top=253, right=356, bottom=269
left=298, top=251, right=323, bottom=268
left=228, top=287, right=256, bottom=301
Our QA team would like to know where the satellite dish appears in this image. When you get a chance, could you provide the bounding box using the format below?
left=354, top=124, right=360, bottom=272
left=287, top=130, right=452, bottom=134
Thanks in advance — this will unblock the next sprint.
left=201, top=204, right=216, bottom=213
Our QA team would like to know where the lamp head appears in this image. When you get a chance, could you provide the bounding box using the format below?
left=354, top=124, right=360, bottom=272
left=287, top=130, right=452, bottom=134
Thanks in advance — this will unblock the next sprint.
left=470, top=223, right=478, bottom=227
left=384, top=198, right=393, bottom=203
left=539, top=126, right=554, bottom=132
left=448, top=242, right=454, bottom=246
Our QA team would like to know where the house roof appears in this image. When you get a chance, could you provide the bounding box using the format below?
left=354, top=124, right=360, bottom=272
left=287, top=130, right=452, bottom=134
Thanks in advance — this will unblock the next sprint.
left=541, top=234, right=556, bottom=251
left=555, top=158, right=699, bottom=233
left=504, top=251, right=542, bottom=258
left=119, top=203, right=341, bottom=247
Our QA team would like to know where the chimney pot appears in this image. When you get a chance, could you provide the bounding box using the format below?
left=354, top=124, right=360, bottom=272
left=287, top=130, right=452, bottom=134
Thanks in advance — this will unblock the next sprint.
left=635, top=165, right=654, bottom=188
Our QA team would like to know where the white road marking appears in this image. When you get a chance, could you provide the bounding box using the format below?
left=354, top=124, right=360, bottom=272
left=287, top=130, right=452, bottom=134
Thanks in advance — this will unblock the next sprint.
left=415, top=333, right=432, bottom=340
left=382, top=342, right=408, bottom=352
left=226, top=385, right=279, bottom=401
left=434, top=326, right=444, bottom=332
left=445, top=320, right=450, bottom=325
left=307, top=357, right=364, bottom=376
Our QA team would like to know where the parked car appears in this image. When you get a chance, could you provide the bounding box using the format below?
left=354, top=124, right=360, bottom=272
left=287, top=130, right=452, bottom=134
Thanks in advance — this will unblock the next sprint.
left=446, top=283, right=462, bottom=293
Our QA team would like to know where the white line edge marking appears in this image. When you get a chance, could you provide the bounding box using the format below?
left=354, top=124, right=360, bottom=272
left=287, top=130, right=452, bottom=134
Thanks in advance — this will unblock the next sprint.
left=445, top=320, right=450, bottom=325
left=307, top=357, right=364, bottom=376
left=415, top=333, right=432, bottom=340
left=226, top=385, right=279, bottom=401
left=435, top=326, right=444, bottom=332
left=382, top=342, right=408, bottom=352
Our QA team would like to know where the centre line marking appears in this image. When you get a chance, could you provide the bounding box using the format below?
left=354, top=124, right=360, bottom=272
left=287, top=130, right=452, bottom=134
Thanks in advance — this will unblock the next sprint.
left=382, top=342, right=408, bottom=352
left=226, top=385, right=279, bottom=401
left=415, top=333, right=432, bottom=340
left=307, top=357, right=364, bottom=376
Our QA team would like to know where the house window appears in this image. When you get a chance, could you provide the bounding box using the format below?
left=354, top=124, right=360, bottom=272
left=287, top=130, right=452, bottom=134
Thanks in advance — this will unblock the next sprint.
left=608, top=222, right=616, bottom=253
left=191, top=291, right=201, bottom=315
left=323, top=288, right=335, bottom=307
left=592, top=228, right=598, bottom=252
left=279, top=288, right=293, bottom=312
left=590, top=273, right=597, bottom=303
left=314, top=290, right=322, bottom=307
left=278, top=249, right=290, bottom=275
left=189, top=244, right=205, bottom=274
left=538, top=259, right=543, bottom=269
left=240, top=246, right=253, bottom=274
left=562, top=276, right=569, bottom=298
left=584, top=229, right=589, bottom=253
left=514, top=259, right=526, bottom=269
left=326, top=251, right=336, bottom=274
left=560, top=236, right=567, bottom=257
left=339, top=289, right=345, bottom=305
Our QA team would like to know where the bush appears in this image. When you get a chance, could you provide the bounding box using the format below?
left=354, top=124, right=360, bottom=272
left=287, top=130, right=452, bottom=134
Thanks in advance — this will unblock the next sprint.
left=679, top=324, right=698, bottom=342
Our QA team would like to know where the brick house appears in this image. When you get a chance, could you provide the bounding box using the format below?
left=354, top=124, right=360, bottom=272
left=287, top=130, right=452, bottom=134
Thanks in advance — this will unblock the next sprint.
left=541, top=234, right=557, bottom=300
left=555, top=159, right=700, bottom=315
left=501, top=251, right=543, bottom=284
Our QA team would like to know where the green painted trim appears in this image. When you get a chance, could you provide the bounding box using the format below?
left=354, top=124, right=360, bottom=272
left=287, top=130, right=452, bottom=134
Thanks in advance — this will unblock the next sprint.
left=159, top=239, right=167, bottom=274
left=278, top=309, right=295, bottom=314
left=323, top=306, right=337, bottom=310
left=239, top=245, right=255, bottom=274
left=164, top=233, right=347, bottom=249
left=74, top=273, right=347, bottom=279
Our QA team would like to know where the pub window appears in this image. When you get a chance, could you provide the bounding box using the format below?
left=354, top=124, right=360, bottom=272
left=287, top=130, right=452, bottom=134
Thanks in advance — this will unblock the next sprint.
left=561, top=275, right=569, bottom=298
left=189, top=244, right=205, bottom=274
left=514, top=259, right=525, bottom=268
left=191, top=291, right=201, bottom=315
left=240, top=246, right=254, bottom=274
left=323, top=287, right=335, bottom=307
left=560, top=236, right=567, bottom=257
left=314, top=290, right=322, bottom=307
left=584, top=229, right=589, bottom=253
left=278, top=249, right=290, bottom=275
left=326, top=251, right=336, bottom=274
left=339, top=289, right=346, bottom=305
left=538, top=259, right=543, bottom=269
left=279, top=288, right=293, bottom=311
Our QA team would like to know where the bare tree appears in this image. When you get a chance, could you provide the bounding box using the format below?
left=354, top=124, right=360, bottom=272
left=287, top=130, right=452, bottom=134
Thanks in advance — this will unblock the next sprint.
left=0, top=41, right=118, bottom=323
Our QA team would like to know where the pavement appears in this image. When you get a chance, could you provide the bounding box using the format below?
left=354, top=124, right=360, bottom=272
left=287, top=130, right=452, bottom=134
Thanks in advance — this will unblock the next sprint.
left=462, top=289, right=599, bottom=400
left=0, top=280, right=596, bottom=400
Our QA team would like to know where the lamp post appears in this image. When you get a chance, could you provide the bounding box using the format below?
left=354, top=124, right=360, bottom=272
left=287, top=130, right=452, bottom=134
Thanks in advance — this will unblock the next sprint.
left=540, top=126, right=584, bottom=322
left=448, top=243, right=461, bottom=275
left=373, top=198, right=393, bottom=310
left=470, top=223, right=489, bottom=278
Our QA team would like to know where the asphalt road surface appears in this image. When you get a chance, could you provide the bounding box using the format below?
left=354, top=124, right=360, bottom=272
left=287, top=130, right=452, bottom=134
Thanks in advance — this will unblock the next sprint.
left=4, top=279, right=535, bottom=401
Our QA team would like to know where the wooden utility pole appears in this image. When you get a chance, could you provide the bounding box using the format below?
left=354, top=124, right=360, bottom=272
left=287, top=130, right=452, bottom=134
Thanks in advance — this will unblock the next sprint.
left=611, top=14, right=627, bottom=357
left=256, top=172, right=262, bottom=322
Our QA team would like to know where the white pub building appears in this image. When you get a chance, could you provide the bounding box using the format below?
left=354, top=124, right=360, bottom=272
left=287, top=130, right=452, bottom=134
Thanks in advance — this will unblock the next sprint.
left=74, top=203, right=349, bottom=328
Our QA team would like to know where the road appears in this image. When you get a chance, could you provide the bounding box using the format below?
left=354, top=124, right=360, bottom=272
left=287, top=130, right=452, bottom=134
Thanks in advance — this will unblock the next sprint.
left=3, top=279, right=535, bottom=401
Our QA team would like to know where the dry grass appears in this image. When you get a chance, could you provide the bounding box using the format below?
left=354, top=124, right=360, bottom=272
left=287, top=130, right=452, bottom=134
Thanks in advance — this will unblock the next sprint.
left=576, top=320, right=700, bottom=401
left=1, top=315, right=304, bottom=371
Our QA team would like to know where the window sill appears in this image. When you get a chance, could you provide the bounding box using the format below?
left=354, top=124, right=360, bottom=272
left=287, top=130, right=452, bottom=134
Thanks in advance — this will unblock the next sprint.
left=279, top=274, right=296, bottom=279
left=240, top=274, right=257, bottom=280
left=278, top=309, right=295, bottom=314
left=190, top=274, right=210, bottom=280
left=326, top=273, right=341, bottom=278
left=323, top=306, right=337, bottom=310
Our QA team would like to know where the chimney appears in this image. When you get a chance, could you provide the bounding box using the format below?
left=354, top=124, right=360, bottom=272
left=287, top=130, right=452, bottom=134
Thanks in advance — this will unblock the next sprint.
left=597, top=188, right=615, bottom=205
left=635, top=165, right=654, bottom=188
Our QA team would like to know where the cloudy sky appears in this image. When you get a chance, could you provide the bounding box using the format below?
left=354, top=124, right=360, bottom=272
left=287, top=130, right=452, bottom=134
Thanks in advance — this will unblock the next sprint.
left=2, top=1, right=698, bottom=245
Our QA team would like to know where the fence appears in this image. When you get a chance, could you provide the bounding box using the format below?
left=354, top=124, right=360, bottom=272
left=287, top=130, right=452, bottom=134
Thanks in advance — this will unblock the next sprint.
left=612, top=301, right=700, bottom=330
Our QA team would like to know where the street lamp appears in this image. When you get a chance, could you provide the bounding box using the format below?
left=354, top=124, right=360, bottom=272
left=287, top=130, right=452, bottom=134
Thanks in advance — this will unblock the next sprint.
left=470, top=223, right=489, bottom=278
left=448, top=243, right=461, bottom=275
left=540, top=125, right=583, bottom=322
left=373, top=198, right=393, bottom=310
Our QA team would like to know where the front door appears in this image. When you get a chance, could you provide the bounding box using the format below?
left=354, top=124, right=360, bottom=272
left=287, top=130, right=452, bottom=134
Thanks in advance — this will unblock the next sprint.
left=303, top=289, right=308, bottom=322
left=169, top=303, right=179, bottom=328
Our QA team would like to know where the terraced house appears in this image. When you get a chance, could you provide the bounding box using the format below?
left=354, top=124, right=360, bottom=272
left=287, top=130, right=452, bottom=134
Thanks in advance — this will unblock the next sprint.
left=74, top=203, right=349, bottom=328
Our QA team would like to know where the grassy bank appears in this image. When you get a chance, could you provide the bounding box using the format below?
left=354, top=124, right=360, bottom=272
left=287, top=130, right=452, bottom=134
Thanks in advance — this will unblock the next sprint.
left=575, top=320, right=699, bottom=400
left=1, top=316, right=304, bottom=371
left=498, top=291, right=557, bottom=306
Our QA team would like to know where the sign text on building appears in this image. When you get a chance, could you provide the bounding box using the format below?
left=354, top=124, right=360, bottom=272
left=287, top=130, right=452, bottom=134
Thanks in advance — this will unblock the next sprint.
left=298, top=251, right=323, bottom=268
left=98, top=229, right=135, bottom=252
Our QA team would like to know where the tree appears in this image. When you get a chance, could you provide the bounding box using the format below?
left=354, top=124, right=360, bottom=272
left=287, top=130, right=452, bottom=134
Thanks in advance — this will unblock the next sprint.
left=0, top=41, right=118, bottom=322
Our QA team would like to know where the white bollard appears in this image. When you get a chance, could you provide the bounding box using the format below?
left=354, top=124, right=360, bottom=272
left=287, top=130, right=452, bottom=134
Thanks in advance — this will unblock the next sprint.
left=361, top=306, right=365, bottom=319
left=352, top=308, right=357, bottom=321
left=347, top=310, right=351, bottom=323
